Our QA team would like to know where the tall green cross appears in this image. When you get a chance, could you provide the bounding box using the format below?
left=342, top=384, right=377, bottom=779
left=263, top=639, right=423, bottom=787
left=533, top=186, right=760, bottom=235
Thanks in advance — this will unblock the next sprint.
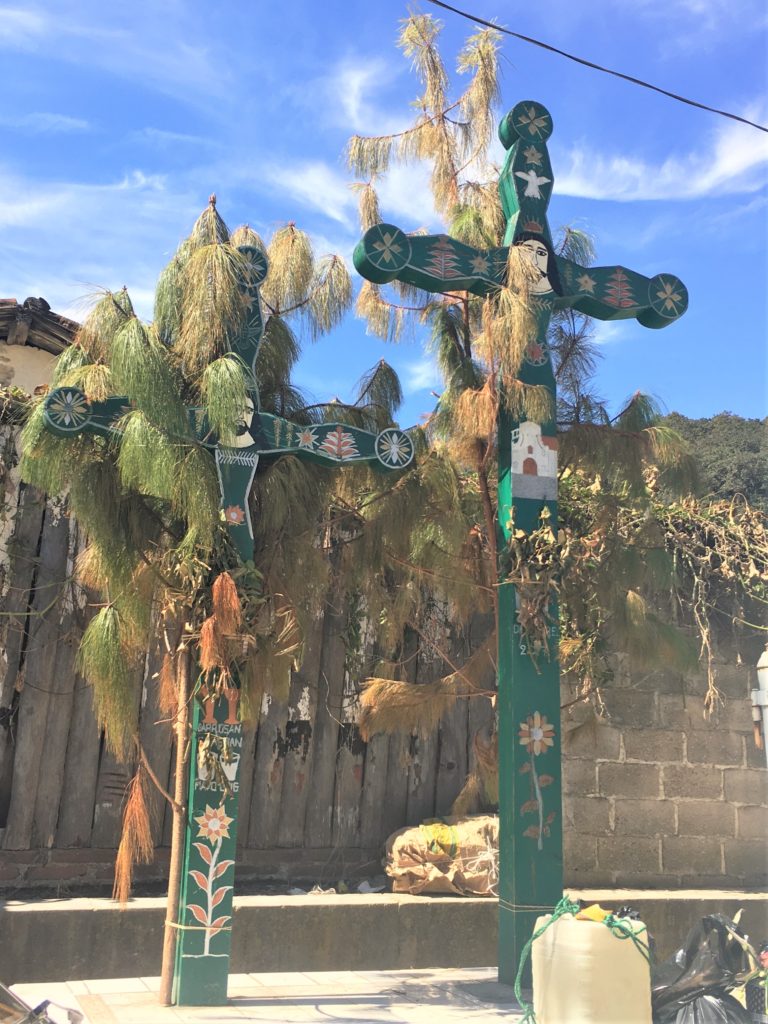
left=354, top=99, right=687, bottom=985
left=42, top=245, right=414, bottom=1005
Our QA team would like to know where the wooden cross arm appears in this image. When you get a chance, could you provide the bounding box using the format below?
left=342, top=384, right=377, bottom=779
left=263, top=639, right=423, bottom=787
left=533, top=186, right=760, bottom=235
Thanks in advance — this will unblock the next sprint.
left=554, top=257, right=688, bottom=329
left=354, top=223, right=505, bottom=297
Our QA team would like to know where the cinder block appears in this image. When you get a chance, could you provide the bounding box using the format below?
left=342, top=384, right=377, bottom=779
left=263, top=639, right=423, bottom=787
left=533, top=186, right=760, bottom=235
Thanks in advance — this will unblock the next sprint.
left=563, top=796, right=612, bottom=834
left=629, top=670, right=686, bottom=694
left=712, top=665, right=754, bottom=699
left=563, top=723, right=621, bottom=760
left=737, top=804, right=768, bottom=840
left=663, top=765, right=723, bottom=800
left=597, top=836, right=660, bottom=876
left=564, top=833, right=598, bottom=871
left=624, top=729, right=685, bottom=763
left=598, top=762, right=660, bottom=798
left=686, top=732, right=743, bottom=766
left=657, top=695, right=696, bottom=730
left=614, top=799, right=675, bottom=837
left=677, top=801, right=735, bottom=837
left=662, top=837, right=722, bottom=875
left=744, top=738, right=766, bottom=769
left=722, top=840, right=768, bottom=883
left=602, top=691, right=657, bottom=728
left=723, top=769, right=768, bottom=804
left=562, top=759, right=597, bottom=796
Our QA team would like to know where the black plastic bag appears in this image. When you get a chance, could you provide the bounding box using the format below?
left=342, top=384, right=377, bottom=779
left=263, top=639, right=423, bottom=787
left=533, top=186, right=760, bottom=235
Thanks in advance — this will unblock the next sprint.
left=652, top=914, right=751, bottom=1023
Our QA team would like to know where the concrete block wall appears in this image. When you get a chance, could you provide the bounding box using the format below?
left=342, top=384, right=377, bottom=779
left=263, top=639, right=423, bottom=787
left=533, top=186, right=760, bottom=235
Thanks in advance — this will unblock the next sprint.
left=562, top=657, right=768, bottom=888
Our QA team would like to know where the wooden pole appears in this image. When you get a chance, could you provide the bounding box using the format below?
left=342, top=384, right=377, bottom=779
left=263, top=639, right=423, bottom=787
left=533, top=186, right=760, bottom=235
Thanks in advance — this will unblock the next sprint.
left=159, top=650, right=190, bottom=1006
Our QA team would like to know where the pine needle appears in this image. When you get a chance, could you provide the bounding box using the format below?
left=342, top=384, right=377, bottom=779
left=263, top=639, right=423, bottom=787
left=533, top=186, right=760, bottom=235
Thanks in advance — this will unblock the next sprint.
left=212, top=571, right=242, bottom=634
left=262, top=224, right=314, bottom=312
left=113, top=763, right=155, bottom=904
left=176, top=244, right=249, bottom=373
left=78, top=606, right=138, bottom=761
left=110, top=319, right=188, bottom=434
left=306, top=255, right=352, bottom=338
left=76, top=289, right=135, bottom=361
left=201, top=353, right=251, bottom=445
left=158, top=652, right=178, bottom=717
left=350, top=182, right=382, bottom=232
left=199, top=615, right=227, bottom=674
left=230, top=224, right=267, bottom=252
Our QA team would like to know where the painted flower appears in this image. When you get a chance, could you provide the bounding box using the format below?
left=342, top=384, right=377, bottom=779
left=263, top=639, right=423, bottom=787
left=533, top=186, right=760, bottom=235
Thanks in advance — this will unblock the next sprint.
left=519, top=711, right=555, bottom=756
left=195, top=803, right=233, bottom=843
left=372, top=231, right=403, bottom=265
left=296, top=426, right=318, bottom=450
left=516, top=106, right=550, bottom=138
left=223, top=505, right=246, bottom=525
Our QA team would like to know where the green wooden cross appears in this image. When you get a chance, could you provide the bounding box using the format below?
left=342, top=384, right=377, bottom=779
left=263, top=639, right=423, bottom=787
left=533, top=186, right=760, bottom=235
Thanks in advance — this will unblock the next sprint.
left=354, top=99, right=687, bottom=986
left=42, top=245, right=414, bottom=1005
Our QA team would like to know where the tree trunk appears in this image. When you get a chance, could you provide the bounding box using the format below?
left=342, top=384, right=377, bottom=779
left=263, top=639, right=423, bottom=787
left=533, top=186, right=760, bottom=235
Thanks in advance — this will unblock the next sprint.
left=159, top=650, right=191, bottom=1006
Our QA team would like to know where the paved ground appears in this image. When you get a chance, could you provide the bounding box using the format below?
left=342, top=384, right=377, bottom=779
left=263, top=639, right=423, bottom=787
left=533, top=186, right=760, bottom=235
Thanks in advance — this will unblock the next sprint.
left=12, top=968, right=526, bottom=1023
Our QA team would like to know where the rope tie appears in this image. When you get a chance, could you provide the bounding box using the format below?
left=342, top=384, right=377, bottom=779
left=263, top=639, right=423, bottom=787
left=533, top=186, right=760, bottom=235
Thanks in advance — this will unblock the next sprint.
left=165, top=920, right=233, bottom=932
left=512, top=896, right=652, bottom=1023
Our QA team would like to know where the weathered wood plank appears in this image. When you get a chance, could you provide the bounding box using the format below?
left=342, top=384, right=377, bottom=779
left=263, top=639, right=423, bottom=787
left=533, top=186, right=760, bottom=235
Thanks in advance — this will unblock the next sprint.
left=303, top=586, right=347, bottom=848
left=331, top=678, right=365, bottom=848
left=89, top=744, right=135, bottom=849
left=233, top=721, right=257, bottom=850
left=246, top=688, right=289, bottom=849
left=435, top=692, right=469, bottom=815
left=358, top=731, right=390, bottom=848
left=138, top=630, right=175, bottom=847
left=3, top=499, right=72, bottom=849
left=276, top=610, right=324, bottom=847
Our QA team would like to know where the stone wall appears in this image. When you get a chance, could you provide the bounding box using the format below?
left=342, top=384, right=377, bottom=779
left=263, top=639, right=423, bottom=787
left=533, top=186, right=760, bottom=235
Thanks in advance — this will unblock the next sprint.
left=562, top=654, right=768, bottom=888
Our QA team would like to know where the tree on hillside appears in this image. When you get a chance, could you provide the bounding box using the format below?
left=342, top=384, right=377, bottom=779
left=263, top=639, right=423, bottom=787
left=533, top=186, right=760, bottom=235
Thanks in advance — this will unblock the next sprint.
left=334, top=13, right=767, bottom=807
left=664, top=411, right=768, bottom=511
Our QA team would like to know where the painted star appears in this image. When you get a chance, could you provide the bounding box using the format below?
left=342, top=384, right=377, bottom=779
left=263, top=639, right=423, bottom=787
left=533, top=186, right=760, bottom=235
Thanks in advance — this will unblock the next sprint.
left=372, top=230, right=403, bottom=265
left=470, top=254, right=491, bottom=275
left=576, top=273, right=597, bottom=294
left=656, top=280, right=683, bottom=312
left=523, top=145, right=543, bottom=166
left=516, top=106, right=550, bottom=138
left=296, top=426, right=318, bottom=450
left=514, top=170, right=551, bottom=199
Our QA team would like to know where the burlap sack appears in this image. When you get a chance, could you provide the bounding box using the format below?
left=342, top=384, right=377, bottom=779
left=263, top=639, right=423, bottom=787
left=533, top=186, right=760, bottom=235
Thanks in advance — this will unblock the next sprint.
left=384, top=814, right=498, bottom=896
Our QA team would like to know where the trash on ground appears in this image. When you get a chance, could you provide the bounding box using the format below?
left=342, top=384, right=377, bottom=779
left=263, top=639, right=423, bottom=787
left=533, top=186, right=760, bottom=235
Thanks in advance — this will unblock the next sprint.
left=384, top=815, right=498, bottom=896
left=651, top=914, right=759, bottom=1023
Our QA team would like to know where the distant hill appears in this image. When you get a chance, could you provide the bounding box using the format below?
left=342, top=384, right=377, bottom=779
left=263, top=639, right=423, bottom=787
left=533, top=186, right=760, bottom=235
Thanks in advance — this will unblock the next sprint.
left=664, top=411, right=767, bottom=511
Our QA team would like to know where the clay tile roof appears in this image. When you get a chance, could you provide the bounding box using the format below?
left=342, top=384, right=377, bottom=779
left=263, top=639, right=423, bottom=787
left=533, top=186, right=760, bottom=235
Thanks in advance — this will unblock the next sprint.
left=0, top=297, right=78, bottom=355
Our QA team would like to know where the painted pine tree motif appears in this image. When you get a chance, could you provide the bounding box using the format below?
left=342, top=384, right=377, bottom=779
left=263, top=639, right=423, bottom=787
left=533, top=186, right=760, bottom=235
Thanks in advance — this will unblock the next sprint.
left=424, top=237, right=463, bottom=279
left=603, top=267, right=637, bottom=308
left=318, top=425, right=359, bottom=460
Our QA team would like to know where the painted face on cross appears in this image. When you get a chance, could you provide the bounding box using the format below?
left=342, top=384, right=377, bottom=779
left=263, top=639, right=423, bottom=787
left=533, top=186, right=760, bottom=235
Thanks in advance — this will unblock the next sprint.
left=515, top=233, right=562, bottom=296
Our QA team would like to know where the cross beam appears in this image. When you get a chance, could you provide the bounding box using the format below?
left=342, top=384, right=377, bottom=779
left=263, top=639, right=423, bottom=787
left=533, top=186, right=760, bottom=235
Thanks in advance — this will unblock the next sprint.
left=353, top=99, right=687, bottom=986
left=41, top=244, right=414, bottom=1005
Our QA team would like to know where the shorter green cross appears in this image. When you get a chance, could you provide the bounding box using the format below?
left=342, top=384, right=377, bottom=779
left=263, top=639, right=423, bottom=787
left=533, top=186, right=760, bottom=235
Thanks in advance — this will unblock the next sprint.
left=41, top=245, right=414, bottom=1005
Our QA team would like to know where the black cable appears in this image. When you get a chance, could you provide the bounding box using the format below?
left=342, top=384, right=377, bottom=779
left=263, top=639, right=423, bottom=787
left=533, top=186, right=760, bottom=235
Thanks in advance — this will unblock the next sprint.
left=427, top=0, right=768, bottom=134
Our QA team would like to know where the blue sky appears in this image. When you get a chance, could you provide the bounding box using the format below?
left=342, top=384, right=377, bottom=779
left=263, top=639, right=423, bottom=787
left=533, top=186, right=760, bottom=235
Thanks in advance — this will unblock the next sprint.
left=2, top=0, right=766, bottom=427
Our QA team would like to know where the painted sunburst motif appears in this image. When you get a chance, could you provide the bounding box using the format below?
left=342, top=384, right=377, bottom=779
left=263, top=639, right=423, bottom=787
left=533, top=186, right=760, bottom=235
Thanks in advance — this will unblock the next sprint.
left=45, top=388, right=90, bottom=431
left=375, top=428, right=414, bottom=468
left=470, top=254, right=491, bottom=275
left=577, top=273, right=597, bottom=294
left=195, top=803, right=234, bottom=844
left=519, top=711, right=556, bottom=756
left=223, top=505, right=246, bottom=525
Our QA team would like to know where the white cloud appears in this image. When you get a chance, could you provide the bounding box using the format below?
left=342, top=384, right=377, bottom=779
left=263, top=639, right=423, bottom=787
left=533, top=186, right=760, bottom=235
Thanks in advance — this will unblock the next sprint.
left=0, top=112, right=89, bottom=133
left=0, top=6, right=47, bottom=38
left=263, top=160, right=356, bottom=227
left=591, top=321, right=629, bottom=346
left=555, top=111, right=768, bottom=201
left=133, top=127, right=213, bottom=148
left=403, top=354, right=441, bottom=393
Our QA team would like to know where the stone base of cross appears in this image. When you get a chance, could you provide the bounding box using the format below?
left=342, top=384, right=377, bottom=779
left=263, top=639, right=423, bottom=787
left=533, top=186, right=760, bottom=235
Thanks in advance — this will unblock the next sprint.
left=41, top=242, right=415, bottom=1005
left=354, top=99, right=687, bottom=986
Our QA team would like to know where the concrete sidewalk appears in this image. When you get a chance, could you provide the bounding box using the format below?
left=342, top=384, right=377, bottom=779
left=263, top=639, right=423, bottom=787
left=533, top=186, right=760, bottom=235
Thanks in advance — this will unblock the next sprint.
left=12, top=968, right=525, bottom=1023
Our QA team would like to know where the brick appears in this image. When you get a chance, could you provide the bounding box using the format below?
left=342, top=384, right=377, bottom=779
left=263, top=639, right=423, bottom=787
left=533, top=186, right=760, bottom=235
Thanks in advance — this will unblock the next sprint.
left=663, top=765, right=722, bottom=800
left=723, top=840, right=768, bottom=882
left=614, top=799, right=675, bottom=836
left=737, top=804, right=768, bottom=840
left=624, top=729, right=685, bottom=764
left=564, top=796, right=612, bottom=835
left=723, top=769, right=768, bottom=804
left=562, top=759, right=597, bottom=796
left=597, top=836, right=660, bottom=875
left=564, top=833, right=597, bottom=872
left=599, top=762, right=660, bottom=798
left=563, top=723, right=621, bottom=760
left=677, top=801, right=735, bottom=837
left=602, top=691, right=657, bottom=728
left=662, top=837, right=722, bottom=874
left=686, top=731, right=743, bottom=766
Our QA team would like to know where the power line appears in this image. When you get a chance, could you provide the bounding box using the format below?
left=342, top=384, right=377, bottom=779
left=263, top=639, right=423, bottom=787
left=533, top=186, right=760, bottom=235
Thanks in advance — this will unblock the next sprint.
left=427, top=0, right=768, bottom=134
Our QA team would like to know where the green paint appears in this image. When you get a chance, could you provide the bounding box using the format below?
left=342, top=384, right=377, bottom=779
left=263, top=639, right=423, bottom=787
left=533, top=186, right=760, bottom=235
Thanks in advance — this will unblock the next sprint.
left=42, top=246, right=413, bottom=1005
left=354, top=98, right=686, bottom=987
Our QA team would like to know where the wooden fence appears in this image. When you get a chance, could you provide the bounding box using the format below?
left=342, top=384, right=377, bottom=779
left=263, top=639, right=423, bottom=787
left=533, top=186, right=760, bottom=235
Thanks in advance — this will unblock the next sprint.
left=0, top=431, right=494, bottom=865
